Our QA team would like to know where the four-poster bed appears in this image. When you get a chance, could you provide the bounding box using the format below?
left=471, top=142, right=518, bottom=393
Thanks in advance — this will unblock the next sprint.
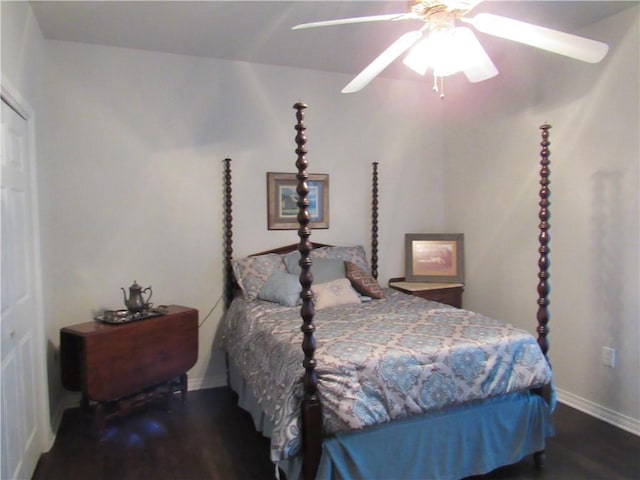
left=221, top=103, right=554, bottom=480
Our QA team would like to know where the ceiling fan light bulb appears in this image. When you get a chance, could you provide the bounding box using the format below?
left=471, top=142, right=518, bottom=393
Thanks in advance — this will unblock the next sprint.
left=403, top=30, right=456, bottom=76
left=429, top=29, right=460, bottom=76
left=403, top=37, right=432, bottom=75
left=436, top=28, right=473, bottom=75
left=405, top=27, right=480, bottom=77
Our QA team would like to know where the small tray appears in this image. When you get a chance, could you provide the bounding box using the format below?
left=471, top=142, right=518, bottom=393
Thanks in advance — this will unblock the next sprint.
left=95, top=306, right=168, bottom=324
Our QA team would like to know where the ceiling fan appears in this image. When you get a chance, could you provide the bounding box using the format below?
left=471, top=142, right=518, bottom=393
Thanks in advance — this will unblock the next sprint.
left=292, top=0, right=609, bottom=96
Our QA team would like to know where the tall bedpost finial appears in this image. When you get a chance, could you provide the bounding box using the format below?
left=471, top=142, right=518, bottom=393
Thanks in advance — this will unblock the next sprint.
left=371, top=162, right=379, bottom=279
left=223, top=158, right=233, bottom=310
left=294, top=102, right=322, bottom=480
left=537, top=124, right=551, bottom=359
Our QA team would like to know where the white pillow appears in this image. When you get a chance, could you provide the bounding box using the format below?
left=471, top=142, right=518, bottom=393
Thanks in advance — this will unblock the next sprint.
left=313, top=278, right=361, bottom=310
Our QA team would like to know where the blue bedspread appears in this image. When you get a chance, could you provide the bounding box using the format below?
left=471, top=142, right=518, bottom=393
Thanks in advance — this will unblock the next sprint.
left=222, top=289, right=552, bottom=462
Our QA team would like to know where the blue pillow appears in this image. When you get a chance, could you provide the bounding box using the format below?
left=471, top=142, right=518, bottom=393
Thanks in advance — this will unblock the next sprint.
left=285, top=257, right=346, bottom=284
left=284, top=252, right=304, bottom=275
left=258, top=270, right=301, bottom=307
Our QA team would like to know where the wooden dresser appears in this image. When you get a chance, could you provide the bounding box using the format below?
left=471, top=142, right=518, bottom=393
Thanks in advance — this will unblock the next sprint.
left=60, top=304, right=198, bottom=434
left=388, top=278, right=464, bottom=308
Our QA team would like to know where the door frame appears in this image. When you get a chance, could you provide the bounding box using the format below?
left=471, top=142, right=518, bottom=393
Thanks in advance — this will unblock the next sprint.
left=1, top=76, right=53, bottom=455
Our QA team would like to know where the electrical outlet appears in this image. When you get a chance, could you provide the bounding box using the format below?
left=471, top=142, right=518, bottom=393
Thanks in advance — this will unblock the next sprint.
left=602, top=346, right=616, bottom=368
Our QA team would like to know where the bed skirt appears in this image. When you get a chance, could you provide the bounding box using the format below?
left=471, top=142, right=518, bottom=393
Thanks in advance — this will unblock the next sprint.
left=227, top=358, right=554, bottom=480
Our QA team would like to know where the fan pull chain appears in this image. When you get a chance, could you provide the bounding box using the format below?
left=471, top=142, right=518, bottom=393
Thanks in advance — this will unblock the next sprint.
left=432, top=74, right=445, bottom=99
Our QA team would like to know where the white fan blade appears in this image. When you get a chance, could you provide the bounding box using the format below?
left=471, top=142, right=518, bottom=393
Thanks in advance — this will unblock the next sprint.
left=442, top=0, right=485, bottom=13
left=459, top=29, right=499, bottom=82
left=463, top=13, right=609, bottom=63
left=292, top=13, right=417, bottom=30
left=342, top=30, right=423, bottom=93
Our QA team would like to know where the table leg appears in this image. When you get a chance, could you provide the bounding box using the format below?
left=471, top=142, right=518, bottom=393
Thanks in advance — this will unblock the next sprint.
left=95, top=402, right=106, bottom=439
left=180, top=373, right=188, bottom=401
left=80, top=393, right=90, bottom=411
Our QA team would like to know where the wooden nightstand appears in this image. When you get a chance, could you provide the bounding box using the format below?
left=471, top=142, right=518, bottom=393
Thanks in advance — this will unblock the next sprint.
left=60, top=305, right=198, bottom=435
left=388, top=278, right=464, bottom=308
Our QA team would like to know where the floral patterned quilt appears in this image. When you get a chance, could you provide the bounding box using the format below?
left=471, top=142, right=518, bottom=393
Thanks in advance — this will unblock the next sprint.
left=221, top=289, right=552, bottom=462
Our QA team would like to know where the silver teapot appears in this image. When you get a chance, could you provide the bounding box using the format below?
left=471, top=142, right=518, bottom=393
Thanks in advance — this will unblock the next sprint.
left=121, top=280, right=152, bottom=313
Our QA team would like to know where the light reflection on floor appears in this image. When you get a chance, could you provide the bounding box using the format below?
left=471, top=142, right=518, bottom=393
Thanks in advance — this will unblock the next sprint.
left=101, top=416, right=168, bottom=448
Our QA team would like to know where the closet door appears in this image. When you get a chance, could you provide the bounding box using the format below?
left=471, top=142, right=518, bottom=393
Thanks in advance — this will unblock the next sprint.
left=1, top=96, right=45, bottom=480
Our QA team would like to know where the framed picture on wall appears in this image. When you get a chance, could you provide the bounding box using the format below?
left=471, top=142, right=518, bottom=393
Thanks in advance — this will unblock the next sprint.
left=267, top=172, right=329, bottom=230
left=405, top=233, right=464, bottom=283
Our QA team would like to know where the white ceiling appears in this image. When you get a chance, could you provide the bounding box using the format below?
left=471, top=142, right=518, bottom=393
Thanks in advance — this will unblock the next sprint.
left=29, top=1, right=635, bottom=82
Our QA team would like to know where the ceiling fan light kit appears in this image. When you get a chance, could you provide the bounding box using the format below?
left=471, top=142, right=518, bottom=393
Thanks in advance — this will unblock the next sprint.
left=403, top=28, right=497, bottom=76
left=403, top=27, right=497, bottom=98
left=292, top=0, right=610, bottom=96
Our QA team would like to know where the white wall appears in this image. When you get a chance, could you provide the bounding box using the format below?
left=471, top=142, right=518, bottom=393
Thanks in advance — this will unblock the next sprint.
left=443, top=7, right=639, bottom=432
left=37, top=39, right=445, bottom=413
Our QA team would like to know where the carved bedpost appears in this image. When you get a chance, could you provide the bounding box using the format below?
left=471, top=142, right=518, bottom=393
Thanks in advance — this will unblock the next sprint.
left=537, top=125, right=551, bottom=359
left=371, top=162, right=379, bottom=280
left=533, top=124, right=552, bottom=469
left=223, top=158, right=234, bottom=310
left=294, top=102, right=322, bottom=480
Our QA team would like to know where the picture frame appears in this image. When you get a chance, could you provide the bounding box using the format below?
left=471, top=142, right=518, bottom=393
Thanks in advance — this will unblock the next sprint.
left=267, top=172, right=329, bottom=230
left=405, top=233, right=465, bottom=283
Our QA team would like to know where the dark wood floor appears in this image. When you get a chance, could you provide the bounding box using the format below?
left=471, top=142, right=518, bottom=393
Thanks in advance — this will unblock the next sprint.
left=33, top=387, right=639, bottom=480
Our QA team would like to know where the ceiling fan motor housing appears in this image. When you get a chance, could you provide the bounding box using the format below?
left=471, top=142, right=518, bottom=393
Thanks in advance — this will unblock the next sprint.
left=409, top=0, right=480, bottom=19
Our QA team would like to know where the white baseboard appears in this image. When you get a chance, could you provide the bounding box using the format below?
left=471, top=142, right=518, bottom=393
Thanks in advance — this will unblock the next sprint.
left=63, top=391, right=82, bottom=408
left=46, top=395, right=65, bottom=451
left=556, top=387, right=640, bottom=436
left=188, top=373, right=227, bottom=391
left=44, top=391, right=80, bottom=451
left=50, top=398, right=64, bottom=428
